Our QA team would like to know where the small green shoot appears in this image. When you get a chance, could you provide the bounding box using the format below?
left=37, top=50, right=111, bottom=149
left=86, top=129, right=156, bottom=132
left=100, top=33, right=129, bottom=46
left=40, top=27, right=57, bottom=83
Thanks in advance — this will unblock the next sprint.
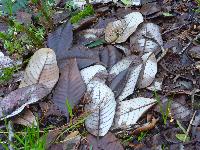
left=66, top=99, right=73, bottom=119
left=137, top=131, right=148, bottom=142
left=154, top=90, right=172, bottom=125
left=175, top=120, right=190, bottom=142
left=70, top=4, right=95, bottom=24
left=0, top=66, right=18, bottom=84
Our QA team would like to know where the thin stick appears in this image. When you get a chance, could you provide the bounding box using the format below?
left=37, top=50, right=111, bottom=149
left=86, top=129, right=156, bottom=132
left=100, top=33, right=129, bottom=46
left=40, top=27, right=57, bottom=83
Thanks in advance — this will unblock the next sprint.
left=184, top=111, right=197, bottom=142
left=162, top=22, right=191, bottom=35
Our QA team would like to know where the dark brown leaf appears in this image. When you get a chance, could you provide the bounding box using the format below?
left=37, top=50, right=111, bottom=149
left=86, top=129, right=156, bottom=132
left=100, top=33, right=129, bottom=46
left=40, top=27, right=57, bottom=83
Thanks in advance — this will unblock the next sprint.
left=59, top=46, right=100, bottom=69
left=80, top=132, right=124, bottom=150
left=47, top=22, right=73, bottom=60
left=0, top=84, right=49, bottom=119
left=100, top=45, right=122, bottom=69
left=140, top=3, right=161, bottom=17
left=108, top=69, right=129, bottom=98
left=53, top=58, right=86, bottom=119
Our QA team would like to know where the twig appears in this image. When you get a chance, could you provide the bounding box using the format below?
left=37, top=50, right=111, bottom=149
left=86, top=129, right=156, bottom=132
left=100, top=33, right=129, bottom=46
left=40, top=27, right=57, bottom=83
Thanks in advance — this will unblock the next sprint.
left=8, top=121, right=14, bottom=150
left=179, top=33, right=200, bottom=55
left=184, top=111, right=197, bottom=142
left=162, top=22, right=191, bottom=35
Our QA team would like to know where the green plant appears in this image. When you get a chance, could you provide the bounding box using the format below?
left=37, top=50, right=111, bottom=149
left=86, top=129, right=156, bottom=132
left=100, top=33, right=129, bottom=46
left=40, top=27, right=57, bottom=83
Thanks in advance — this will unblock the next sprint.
left=175, top=120, right=190, bottom=142
left=70, top=4, right=95, bottom=24
left=66, top=99, right=73, bottom=119
left=0, top=119, right=48, bottom=150
left=0, top=66, right=19, bottom=84
left=0, top=0, right=55, bottom=55
left=137, top=131, right=148, bottom=142
left=154, top=90, right=172, bottom=125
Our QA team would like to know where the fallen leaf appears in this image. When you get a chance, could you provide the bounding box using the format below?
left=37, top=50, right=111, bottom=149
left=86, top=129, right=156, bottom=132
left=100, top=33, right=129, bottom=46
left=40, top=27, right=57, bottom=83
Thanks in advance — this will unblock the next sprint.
left=114, top=97, right=156, bottom=128
left=81, top=64, right=107, bottom=85
left=105, top=12, right=143, bottom=43
left=130, top=23, right=163, bottom=55
left=170, top=101, right=192, bottom=121
left=85, top=79, right=116, bottom=136
left=0, top=84, right=49, bottom=119
left=82, top=132, right=124, bottom=150
left=47, top=22, right=73, bottom=60
left=13, top=109, right=37, bottom=127
left=19, top=48, right=59, bottom=91
left=47, top=129, right=81, bottom=150
left=109, top=55, right=141, bottom=77
left=100, top=45, right=122, bottom=69
left=140, top=3, right=161, bottom=17
left=188, top=46, right=200, bottom=59
left=137, top=52, right=157, bottom=89
left=108, top=69, right=129, bottom=98
left=117, top=64, right=142, bottom=102
left=59, top=46, right=100, bottom=69
left=53, top=58, right=86, bottom=119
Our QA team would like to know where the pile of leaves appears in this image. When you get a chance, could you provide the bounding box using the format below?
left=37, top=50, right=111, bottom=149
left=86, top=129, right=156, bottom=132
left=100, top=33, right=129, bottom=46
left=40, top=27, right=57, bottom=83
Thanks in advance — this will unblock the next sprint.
left=0, top=0, right=200, bottom=149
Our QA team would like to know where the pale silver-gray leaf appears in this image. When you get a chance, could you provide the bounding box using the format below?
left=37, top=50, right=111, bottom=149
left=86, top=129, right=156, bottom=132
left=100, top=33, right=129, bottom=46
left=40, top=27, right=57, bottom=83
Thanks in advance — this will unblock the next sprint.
left=85, top=79, right=116, bottom=136
left=114, top=97, right=156, bottom=128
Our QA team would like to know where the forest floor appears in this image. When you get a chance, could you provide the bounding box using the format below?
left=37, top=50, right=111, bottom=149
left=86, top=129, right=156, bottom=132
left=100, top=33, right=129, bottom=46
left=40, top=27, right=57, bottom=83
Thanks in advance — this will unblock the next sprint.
left=0, top=0, right=200, bottom=150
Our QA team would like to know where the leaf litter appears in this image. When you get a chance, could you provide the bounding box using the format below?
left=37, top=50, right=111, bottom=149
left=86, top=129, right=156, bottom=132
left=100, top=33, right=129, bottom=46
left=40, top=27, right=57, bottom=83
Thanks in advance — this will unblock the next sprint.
left=0, top=0, right=200, bottom=149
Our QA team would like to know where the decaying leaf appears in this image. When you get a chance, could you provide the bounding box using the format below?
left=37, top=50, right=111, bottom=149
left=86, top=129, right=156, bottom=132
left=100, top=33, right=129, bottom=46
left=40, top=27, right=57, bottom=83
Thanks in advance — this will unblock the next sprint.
left=130, top=23, right=163, bottom=55
left=85, top=79, right=116, bottom=136
left=13, top=109, right=37, bottom=127
left=138, top=52, right=157, bottom=89
left=140, top=3, right=161, bottom=17
left=81, top=64, right=107, bottom=84
left=114, top=97, right=156, bottom=128
left=105, top=12, right=143, bottom=43
left=170, top=101, right=192, bottom=121
left=117, top=64, right=142, bottom=102
left=47, top=22, right=73, bottom=60
left=188, top=46, right=200, bottom=59
left=53, top=58, right=86, bottom=118
left=0, top=84, right=49, bottom=120
left=19, top=48, right=59, bottom=91
left=83, top=132, right=124, bottom=150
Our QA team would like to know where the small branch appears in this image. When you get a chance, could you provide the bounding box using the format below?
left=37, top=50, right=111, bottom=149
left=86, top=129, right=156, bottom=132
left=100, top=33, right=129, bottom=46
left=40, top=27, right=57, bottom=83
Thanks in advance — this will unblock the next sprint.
left=162, top=22, right=191, bottom=35
left=184, top=111, right=197, bottom=142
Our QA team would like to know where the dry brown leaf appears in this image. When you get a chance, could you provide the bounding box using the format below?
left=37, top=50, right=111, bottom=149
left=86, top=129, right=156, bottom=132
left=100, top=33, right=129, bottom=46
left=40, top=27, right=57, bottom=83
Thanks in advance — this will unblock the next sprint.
left=105, top=12, right=143, bottom=43
left=13, top=109, right=37, bottom=127
left=0, top=84, right=49, bottom=119
left=20, top=48, right=59, bottom=91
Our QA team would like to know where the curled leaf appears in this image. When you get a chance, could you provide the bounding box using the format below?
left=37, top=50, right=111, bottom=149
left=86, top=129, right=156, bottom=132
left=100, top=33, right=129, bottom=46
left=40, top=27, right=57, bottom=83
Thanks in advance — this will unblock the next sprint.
left=0, top=84, right=49, bottom=120
left=105, top=12, right=143, bottom=43
left=117, top=64, right=142, bottom=102
left=138, top=52, right=157, bottom=89
left=85, top=79, right=116, bottom=136
left=19, top=48, right=59, bottom=91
